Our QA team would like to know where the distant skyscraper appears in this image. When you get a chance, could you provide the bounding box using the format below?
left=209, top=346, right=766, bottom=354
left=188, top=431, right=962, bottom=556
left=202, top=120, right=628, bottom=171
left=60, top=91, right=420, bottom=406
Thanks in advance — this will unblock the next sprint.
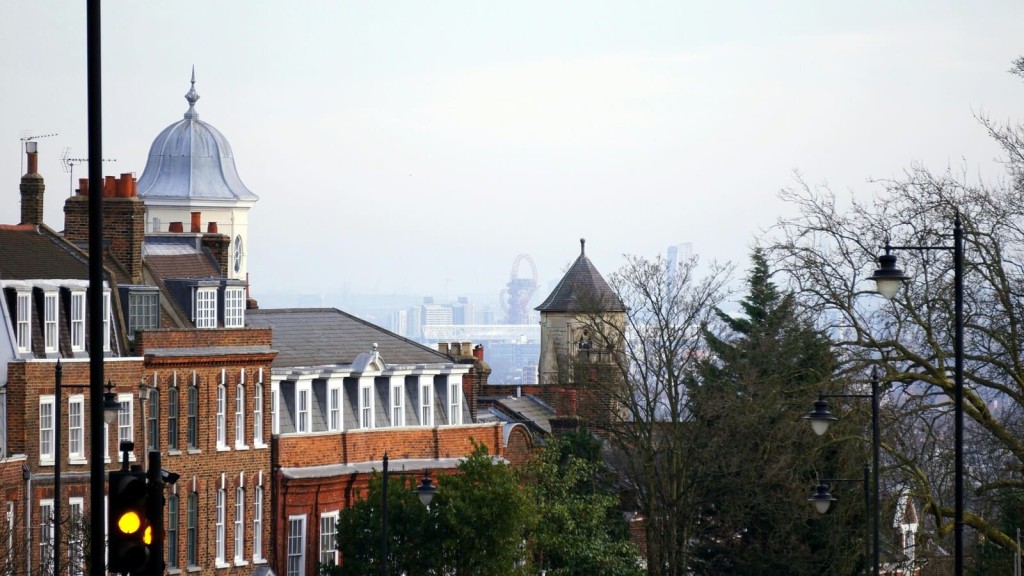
left=421, top=303, right=454, bottom=326
left=452, top=296, right=474, bottom=325
left=666, top=242, right=694, bottom=295
left=388, top=309, right=408, bottom=336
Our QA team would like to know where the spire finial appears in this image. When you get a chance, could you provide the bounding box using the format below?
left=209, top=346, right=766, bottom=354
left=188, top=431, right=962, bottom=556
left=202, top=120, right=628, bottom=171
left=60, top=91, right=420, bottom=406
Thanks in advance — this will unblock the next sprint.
left=580, top=238, right=586, bottom=256
left=184, top=66, right=200, bottom=119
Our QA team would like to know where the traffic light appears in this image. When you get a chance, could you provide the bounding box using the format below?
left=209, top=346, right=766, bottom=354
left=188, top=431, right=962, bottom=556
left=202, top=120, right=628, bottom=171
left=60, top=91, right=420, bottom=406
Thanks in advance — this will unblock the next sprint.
left=108, top=469, right=151, bottom=574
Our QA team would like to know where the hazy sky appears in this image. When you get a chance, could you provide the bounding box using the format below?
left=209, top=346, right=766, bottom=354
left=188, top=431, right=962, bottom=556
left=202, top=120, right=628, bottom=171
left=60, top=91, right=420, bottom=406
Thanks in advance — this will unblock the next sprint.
left=2, top=1, right=1022, bottom=306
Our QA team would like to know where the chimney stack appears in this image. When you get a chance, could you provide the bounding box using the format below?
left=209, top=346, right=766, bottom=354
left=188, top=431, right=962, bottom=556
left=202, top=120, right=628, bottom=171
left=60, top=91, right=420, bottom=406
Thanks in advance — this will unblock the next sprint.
left=63, top=172, right=146, bottom=284
left=20, top=142, right=45, bottom=225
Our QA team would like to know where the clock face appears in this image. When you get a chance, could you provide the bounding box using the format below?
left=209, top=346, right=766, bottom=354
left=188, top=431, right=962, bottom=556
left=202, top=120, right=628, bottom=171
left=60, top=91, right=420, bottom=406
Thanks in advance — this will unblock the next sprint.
left=233, top=235, right=243, bottom=273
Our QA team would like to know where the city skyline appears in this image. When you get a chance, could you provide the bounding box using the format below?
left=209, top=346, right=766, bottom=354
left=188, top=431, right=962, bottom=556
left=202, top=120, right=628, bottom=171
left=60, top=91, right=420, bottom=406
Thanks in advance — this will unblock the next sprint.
left=2, top=1, right=1022, bottom=302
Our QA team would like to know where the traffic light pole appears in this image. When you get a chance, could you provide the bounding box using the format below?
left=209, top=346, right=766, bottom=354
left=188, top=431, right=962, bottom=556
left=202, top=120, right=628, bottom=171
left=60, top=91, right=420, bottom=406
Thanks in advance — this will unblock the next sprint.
left=146, top=451, right=165, bottom=576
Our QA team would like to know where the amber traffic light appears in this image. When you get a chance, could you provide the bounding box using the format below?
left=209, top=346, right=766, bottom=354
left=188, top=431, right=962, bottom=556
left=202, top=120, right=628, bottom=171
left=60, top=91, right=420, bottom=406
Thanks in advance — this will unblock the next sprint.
left=108, top=470, right=151, bottom=574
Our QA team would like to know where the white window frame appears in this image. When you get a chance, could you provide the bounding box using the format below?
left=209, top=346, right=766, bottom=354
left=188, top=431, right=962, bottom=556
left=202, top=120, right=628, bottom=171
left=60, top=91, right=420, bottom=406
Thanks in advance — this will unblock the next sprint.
left=296, top=382, right=310, bottom=433
left=225, top=287, right=245, bottom=328
left=215, top=488, right=227, bottom=566
left=253, top=372, right=265, bottom=447
left=40, top=395, right=55, bottom=465
left=270, top=382, right=280, bottom=435
left=70, top=291, right=85, bottom=352
left=253, top=483, right=264, bottom=562
left=448, top=380, right=462, bottom=426
left=68, top=394, right=85, bottom=463
left=68, top=497, right=84, bottom=576
left=319, top=511, right=339, bottom=567
left=102, top=289, right=111, bottom=352
left=359, top=380, right=373, bottom=429
left=117, top=393, right=135, bottom=461
left=216, top=373, right=227, bottom=450
left=286, top=515, right=306, bottom=576
left=40, top=499, right=53, bottom=573
left=15, top=292, right=30, bottom=353
left=186, top=492, right=198, bottom=567
left=167, top=493, right=179, bottom=569
left=234, top=486, right=245, bottom=563
left=391, top=380, right=404, bottom=427
left=420, top=379, right=433, bottom=427
left=327, top=381, right=341, bottom=432
left=235, top=371, right=246, bottom=448
left=195, top=287, right=218, bottom=329
left=127, top=290, right=159, bottom=338
left=43, top=291, right=58, bottom=353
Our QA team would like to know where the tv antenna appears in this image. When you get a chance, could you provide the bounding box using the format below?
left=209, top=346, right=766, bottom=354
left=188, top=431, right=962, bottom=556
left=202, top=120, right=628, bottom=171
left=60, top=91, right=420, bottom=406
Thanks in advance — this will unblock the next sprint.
left=61, top=147, right=117, bottom=196
left=19, top=131, right=58, bottom=174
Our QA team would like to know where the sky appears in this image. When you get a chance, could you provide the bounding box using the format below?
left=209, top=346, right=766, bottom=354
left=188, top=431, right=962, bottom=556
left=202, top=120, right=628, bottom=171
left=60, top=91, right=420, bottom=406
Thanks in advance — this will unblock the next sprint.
left=2, top=1, right=1022, bottom=309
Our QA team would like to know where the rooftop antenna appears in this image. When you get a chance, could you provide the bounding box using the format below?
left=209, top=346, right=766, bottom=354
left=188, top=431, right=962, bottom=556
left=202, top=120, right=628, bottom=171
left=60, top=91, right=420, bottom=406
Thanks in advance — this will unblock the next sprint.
left=60, top=147, right=116, bottom=196
left=19, top=131, right=58, bottom=174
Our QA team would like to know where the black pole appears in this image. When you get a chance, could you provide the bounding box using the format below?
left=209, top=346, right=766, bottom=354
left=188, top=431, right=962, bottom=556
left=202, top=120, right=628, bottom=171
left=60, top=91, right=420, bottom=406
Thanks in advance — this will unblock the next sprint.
left=86, top=2, right=106, bottom=576
left=54, top=360, right=62, bottom=576
left=954, top=212, right=965, bottom=576
left=863, top=464, right=870, bottom=576
left=871, top=372, right=880, bottom=576
left=146, top=451, right=165, bottom=576
left=381, top=453, right=388, bottom=576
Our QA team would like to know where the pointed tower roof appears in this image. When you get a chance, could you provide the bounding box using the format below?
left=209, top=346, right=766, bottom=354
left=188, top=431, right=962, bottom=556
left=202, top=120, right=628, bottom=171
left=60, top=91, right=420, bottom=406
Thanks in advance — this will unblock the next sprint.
left=137, top=69, right=258, bottom=202
left=535, top=239, right=626, bottom=313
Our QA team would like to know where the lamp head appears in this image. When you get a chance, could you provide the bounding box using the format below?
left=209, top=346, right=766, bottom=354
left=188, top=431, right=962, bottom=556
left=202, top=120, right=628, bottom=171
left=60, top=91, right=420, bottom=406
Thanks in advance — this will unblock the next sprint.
left=809, top=483, right=836, bottom=515
left=803, top=396, right=837, bottom=436
left=103, top=380, right=120, bottom=425
left=868, top=245, right=910, bottom=300
left=414, top=474, right=438, bottom=507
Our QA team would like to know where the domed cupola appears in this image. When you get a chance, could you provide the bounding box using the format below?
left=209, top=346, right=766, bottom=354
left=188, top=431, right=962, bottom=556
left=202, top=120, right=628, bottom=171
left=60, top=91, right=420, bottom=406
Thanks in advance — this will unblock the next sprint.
left=137, top=70, right=258, bottom=203
left=137, top=69, right=258, bottom=281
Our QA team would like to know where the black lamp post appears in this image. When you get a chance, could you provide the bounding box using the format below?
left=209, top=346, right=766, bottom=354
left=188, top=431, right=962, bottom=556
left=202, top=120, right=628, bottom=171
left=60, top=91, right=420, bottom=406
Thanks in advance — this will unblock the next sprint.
left=867, top=213, right=964, bottom=576
left=381, top=453, right=437, bottom=576
left=805, top=371, right=881, bottom=576
left=52, top=361, right=120, bottom=576
left=808, top=465, right=872, bottom=576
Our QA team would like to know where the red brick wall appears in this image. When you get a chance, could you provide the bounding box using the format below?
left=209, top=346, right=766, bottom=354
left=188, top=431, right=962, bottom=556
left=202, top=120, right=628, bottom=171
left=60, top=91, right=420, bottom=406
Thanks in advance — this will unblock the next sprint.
left=138, top=327, right=272, bottom=352
left=64, top=193, right=146, bottom=284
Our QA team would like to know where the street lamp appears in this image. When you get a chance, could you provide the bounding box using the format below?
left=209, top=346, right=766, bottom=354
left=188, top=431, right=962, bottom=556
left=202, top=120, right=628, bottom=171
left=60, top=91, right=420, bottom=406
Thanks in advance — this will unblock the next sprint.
left=867, top=212, right=964, bottom=576
left=381, top=453, right=437, bottom=576
left=53, top=361, right=120, bottom=576
left=808, top=465, right=872, bottom=576
left=804, top=371, right=881, bottom=576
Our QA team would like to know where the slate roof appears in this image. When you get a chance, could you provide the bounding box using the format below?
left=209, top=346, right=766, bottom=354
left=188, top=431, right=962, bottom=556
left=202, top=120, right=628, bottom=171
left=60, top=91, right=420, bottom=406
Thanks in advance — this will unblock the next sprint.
left=0, top=225, right=90, bottom=280
left=535, top=239, right=626, bottom=313
left=490, top=395, right=556, bottom=434
left=246, top=308, right=452, bottom=368
left=145, top=254, right=221, bottom=280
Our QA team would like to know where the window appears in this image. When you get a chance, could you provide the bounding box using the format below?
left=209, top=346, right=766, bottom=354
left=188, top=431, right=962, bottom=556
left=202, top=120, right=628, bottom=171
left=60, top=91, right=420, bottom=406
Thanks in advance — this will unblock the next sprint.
left=68, top=498, right=84, bottom=576
left=449, top=381, right=462, bottom=426
left=103, top=421, right=109, bottom=463
left=215, top=488, right=226, bottom=565
left=235, top=377, right=246, bottom=447
left=420, top=381, right=433, bottom=427
left=286, top=516, right=306, bottom=576
left=234, top=487, right=245, bottom=562
left=225, top=287, right=245, bottom=328
left=328, top=383, right=341, bottom=431
left=40, top=500, right=53, bottom=573
left=102, top=290, right=111, bottom=352
left=147, top=388, right=159, bottom=451
left=187, top=378, right=198, bottom=450
left=40, top=396, right=55, bottom=464
left=359, top=382, right=372, bottom=429
left=15, top=292, right=30, bottom=352
left=186, top=493, right=198, bottom=567
left=6, top=502, right=14, bottom=576
left=391, top=381, right=404, bottom=427
left=253, top=484, right=263, bottom=561
left=70, top=291, right=85, bottom=352
left=117, top=393, right=134, bottom=450
left=271, top=384, right=279, bottom=435
left=69, top=395, right=84, bottom=461
left=216, top=380, right=227, bottom=449
left=128, top=290, right=159, bottom=338
left=296, top=386, right=309, bottom=433
left=168, top=383, right=179, bottom=451
left=195, top=287, right=217, bottom=329
left=44, top=292, right=58, bottom=353
left=319, top=512, right=338, bottom=567
left=253, top=378, right=264, bottom=446
left=167, top=494, right=179, bottom=569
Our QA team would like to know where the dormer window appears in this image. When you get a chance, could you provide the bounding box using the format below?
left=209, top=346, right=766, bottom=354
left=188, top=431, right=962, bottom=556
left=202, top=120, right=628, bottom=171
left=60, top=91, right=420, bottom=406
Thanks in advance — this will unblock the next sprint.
left=224, top=287, right=245, bottom=328
left=127, top=288, right=160, bottom=338
left=43, top=291, right=58, bottom=353
left=15, top=291, right=30, bottom=353
left=195, top=287, right=217, bottom=329
left=70, top=291, right=85, bottom=352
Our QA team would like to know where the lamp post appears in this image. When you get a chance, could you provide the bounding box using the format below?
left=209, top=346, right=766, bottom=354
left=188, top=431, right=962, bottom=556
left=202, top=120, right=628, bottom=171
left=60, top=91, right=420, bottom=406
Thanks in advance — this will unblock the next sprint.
left=381, top=453, right=438, bottom=576
left=52, top=360, right=120, bottom=576
left=805, top=371, right=881, bottom=576
left=867, top=213, right=964, bottom=576
left=808, top=465, right=872, bottom=576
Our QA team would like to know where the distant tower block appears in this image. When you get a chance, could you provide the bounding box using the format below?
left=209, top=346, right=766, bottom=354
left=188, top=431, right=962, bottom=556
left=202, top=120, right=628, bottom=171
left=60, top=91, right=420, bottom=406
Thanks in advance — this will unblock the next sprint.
left=499, top=254, right=539, bottom=325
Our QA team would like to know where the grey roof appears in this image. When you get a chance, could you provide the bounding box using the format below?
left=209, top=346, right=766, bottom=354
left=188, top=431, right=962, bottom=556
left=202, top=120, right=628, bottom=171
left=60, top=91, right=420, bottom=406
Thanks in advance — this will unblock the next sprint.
left=0, top=225, right=90, bottom=280
left=280, top=457, right=465, bottom=479
left=490, top=395, right=556, bottom=434
left=137, top=71, right=258, bottom=203
left=144, top=345, right=275, bottom=358
left=535, top=239, right=625, bottom=313
left=246, top=308, right=452, bottom=368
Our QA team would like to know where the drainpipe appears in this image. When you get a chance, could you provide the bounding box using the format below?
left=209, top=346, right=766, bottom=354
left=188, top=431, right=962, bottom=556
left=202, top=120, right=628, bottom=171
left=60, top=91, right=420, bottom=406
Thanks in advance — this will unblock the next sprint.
left=22, top=465, right=31, bottom=576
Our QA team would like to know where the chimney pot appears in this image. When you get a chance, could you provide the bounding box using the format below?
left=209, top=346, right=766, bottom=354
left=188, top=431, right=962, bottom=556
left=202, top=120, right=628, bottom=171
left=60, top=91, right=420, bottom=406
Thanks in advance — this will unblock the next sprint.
left=117, top=173, right=132, bottom=198
left=78, top=178, right=89, bottom=196
left=190, top=211, right=201, bottom=233
left=169, top=222, right=184, bottom=233
left=207, top=221, right=219, bottom=233
left=103, top=176, right=116, bottom=197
